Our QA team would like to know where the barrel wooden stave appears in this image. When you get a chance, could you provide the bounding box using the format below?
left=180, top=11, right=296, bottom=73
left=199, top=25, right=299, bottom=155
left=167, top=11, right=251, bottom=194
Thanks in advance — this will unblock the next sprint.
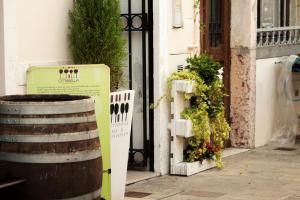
left=0, top=158, right=102, bottom=199
left=0, top=122, right=98, bottom=135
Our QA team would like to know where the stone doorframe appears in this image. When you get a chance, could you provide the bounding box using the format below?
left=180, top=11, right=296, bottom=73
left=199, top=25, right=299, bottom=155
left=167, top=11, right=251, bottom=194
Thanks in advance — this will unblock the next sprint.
left=230, top=0, right=257, bottom=148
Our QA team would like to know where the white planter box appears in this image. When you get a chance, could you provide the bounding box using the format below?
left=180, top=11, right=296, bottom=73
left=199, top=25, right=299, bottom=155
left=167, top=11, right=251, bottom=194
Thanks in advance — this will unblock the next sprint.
left=174, top=119, right=193, bottom=138
left=171, top=160, right=215, bottom=176
left=170, top=148, right=250, bottom=176
left=171, top=80, right=194, bottom=94
left=169, top=79, right=248, bottom=176
left=170, top=80, right=196, bottom=173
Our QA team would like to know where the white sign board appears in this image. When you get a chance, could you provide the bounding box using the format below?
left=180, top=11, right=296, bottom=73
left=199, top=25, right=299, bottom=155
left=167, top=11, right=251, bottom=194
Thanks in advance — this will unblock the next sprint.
left=110, top=90, right=134, bottom=200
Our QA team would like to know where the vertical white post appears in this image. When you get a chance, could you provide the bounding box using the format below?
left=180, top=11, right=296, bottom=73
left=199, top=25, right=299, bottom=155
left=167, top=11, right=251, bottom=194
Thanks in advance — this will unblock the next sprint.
left=172, top=0, right=183, bottom=28
left=0, top=0, right=5, bottom=95
left=3, top=0, right=18, bottom=95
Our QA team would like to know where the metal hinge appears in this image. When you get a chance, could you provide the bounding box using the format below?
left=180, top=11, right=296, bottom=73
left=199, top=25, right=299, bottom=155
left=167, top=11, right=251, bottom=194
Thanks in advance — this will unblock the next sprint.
left=103, top=169, right=111, bottom=174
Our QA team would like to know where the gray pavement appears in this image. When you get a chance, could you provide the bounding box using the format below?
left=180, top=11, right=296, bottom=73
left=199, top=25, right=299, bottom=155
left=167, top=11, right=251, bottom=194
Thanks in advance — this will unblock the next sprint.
left=125, top=144, right=300, bottom=200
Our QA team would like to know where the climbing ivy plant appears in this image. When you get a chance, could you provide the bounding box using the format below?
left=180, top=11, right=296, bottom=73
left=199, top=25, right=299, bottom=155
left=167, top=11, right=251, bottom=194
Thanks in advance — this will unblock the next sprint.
left=155, top=54, right=230, bottom=168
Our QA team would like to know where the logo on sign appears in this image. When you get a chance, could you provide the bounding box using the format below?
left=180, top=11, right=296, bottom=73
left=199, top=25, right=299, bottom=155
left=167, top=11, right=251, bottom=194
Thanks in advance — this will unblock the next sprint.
left=58, top=67, right=80, bottom=83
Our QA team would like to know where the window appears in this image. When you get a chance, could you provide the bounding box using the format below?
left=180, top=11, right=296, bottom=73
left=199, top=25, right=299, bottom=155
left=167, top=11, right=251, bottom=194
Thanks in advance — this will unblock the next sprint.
left=257, top=0, right=300, bottom=51
left=257, top=0, right=300, bottom=28
left=209, top=0, right=223, bottom=47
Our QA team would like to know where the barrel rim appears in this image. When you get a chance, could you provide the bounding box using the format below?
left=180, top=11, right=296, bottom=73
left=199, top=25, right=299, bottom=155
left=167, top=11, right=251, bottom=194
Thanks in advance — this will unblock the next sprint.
left=0, top=94, right=92, bottom=104
left=0, top=95, right=95, bottom=115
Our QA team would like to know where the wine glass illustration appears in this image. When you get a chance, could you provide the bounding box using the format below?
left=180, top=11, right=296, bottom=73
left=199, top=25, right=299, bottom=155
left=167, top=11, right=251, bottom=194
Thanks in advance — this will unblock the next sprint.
left=125, top=103, right=129, bottom=121
left=74, top=69, right=79, bottom=78
left=121, top=103, right=125, bottom=122
left=111, top=95, right=114, bottom=103
left=114, top=103, right=119, bottom=123
left=110, top=95, right=114, bottom=123
left=64, top=69, right=68, bottom=79
left=110, top=104, right=115, bottom=123
left=59, top=69, right=63, bottom=79
left=69, top=69, right=73, bottom=78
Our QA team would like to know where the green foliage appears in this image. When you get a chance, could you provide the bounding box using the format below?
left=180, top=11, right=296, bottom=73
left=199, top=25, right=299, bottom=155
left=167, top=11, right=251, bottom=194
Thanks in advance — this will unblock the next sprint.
left=68, top=0, right=126, bottom=91
left=185, top=136, right=201, bottom=162
left=181, top=106, right=210, bottom=142
left=206, top=79, right=226, bottom=118
left=210, top=110, right=231, bottom=168
left=187, top=54, right=222, bottom=85
left=153, top=54, right=230, bottom=168
left=151, top=70, right=208, bottom=109
left=166, top=70, right=208, bottom=102
left=182, top=54, right=229, bottom=167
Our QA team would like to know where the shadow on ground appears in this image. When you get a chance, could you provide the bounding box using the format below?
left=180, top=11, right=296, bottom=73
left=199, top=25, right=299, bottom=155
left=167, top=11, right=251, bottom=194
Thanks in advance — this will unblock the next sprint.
left=125, top=144, right=300, bottom=200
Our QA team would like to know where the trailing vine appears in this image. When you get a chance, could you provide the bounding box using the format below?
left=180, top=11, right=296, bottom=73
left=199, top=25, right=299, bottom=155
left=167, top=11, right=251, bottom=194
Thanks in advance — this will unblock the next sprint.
left=184, top=54, right=230, bottom=168
left=155, top=54, right=230, bottom=168
left=210, top=110, right=231, bottom=168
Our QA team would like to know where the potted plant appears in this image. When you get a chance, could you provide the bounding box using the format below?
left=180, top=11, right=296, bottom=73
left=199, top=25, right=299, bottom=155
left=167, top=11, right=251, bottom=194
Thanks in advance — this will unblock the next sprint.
left=154, top=54, right=230, bottom=174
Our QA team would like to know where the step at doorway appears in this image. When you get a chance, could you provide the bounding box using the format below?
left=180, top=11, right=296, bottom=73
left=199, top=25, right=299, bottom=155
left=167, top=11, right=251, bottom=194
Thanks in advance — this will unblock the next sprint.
left=126, top=171, right=160, bottom=185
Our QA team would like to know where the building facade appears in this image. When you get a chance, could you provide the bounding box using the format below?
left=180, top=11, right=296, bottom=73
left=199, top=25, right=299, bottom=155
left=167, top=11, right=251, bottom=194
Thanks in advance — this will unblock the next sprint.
left=0, top=0, right=299, bottom=175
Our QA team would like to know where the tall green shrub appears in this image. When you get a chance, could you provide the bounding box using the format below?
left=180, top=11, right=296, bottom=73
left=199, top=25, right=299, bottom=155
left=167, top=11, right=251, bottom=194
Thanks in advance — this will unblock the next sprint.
left=187, top=54, right=222, bottom=85
left=69, top=0, right=126, bottom=91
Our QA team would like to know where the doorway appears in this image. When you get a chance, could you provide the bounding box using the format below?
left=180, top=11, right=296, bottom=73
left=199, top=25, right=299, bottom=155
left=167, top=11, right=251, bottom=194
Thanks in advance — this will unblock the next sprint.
left=200, top=0, right=231, bottom=122
left=120, top=0, right=154, bottom=172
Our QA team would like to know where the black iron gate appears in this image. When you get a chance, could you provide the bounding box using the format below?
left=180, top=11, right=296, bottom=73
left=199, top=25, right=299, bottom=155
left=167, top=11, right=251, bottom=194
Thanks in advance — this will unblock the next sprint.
left=121, top=0, right=154, bottom=171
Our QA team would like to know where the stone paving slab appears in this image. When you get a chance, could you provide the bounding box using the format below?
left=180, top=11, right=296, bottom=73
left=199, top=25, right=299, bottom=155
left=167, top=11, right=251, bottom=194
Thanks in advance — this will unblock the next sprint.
left=125, top=144, right=300, bottom=200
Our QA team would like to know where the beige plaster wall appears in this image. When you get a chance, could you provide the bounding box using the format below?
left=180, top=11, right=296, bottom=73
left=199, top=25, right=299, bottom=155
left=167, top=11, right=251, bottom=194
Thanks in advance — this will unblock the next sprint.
left=0, top=0, right=5, bottom=95
left=3, top=0, right=73, bottom=95
left=17, top=0, right=73, bottom=63
left=255, top=58, right=282, bottom=147
left=168, top=0, right=199, bottom=55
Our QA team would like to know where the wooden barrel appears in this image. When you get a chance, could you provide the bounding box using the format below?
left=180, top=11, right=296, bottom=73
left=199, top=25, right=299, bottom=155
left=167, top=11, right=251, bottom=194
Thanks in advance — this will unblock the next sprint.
left=0, top=94, right=102, bottom=200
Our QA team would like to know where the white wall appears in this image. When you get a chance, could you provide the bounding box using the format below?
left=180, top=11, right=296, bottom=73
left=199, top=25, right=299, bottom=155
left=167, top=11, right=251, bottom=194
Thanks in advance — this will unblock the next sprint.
left=17, top=0, right=72, bottom=63
left=154, top=0, right=200, bottom=175
left=255, top=58, right=282, bottom=147
left=0, top=0, right=5, bottom=95
left=2, top=0, right=73, bottom=95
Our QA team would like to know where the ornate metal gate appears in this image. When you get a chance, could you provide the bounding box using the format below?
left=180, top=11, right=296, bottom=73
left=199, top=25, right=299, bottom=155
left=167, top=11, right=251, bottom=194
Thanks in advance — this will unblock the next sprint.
left=121, top=0, right=154, bottom=171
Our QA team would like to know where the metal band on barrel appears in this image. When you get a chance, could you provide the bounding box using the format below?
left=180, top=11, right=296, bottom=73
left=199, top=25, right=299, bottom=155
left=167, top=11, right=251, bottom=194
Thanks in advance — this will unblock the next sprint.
left=58, top=188, right=102, bottom=200
left=0, top=115, right=96, bottom=125
left=0, top=99, right=95, bottom=115
left=0, top=149, right=101, bottom=163
left=0, top=130, right=99, bottom=143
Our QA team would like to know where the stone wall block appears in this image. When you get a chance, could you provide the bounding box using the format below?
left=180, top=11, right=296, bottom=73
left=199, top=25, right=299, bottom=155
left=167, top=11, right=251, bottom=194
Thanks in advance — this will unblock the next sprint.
left=230, top=48, right=256, bottom=148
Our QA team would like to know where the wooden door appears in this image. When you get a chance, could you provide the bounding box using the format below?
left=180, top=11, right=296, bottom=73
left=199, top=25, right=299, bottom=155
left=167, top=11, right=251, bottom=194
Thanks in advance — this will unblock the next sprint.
left=200, top=0, right=231, bottom=121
